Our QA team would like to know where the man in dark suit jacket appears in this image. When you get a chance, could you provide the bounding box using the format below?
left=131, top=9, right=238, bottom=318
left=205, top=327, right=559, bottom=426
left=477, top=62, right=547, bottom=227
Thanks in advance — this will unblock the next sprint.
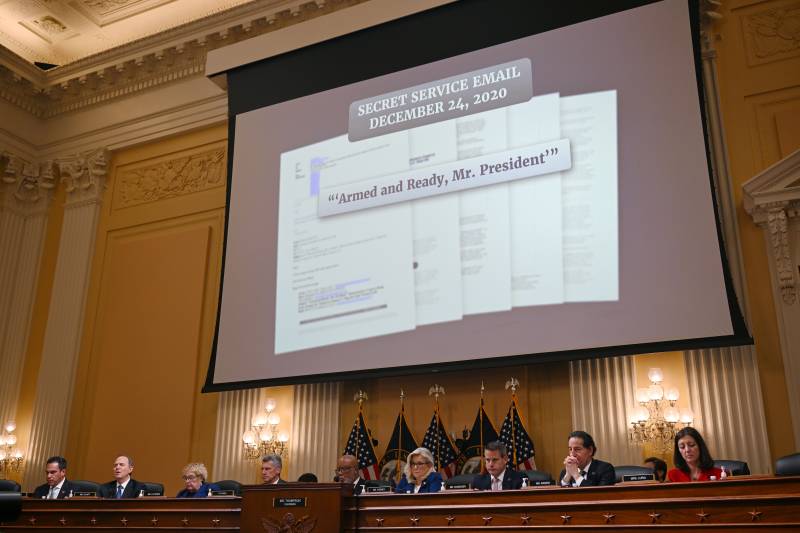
left=335, top=454, right=367, bottom=494
left=261, top=454, right=288, bottom=485
left=33, top=456, right=77, bottom=499
left=559, top=431, right=616, bottom=487
left=99, top=455, right=148, bottom=498
left=472, top=441, right=526, bottom=490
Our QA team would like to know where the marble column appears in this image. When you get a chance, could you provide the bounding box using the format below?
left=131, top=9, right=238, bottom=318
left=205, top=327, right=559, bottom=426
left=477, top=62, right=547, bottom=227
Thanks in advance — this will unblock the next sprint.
left=0, top=152, right=55, bottom=431
left=22, top=148, right=108, bottom=491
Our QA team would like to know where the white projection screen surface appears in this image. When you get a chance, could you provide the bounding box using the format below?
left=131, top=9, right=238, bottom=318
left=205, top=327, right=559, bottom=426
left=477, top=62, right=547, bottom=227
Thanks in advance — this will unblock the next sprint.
left=205, top=0, right=751, bottom=390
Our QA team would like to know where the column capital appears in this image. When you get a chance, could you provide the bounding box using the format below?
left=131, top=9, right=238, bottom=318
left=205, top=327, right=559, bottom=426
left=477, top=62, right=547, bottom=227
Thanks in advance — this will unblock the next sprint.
left=57, top=148, right=110, bottom=207
left=0, top=150, right=57, bottom=215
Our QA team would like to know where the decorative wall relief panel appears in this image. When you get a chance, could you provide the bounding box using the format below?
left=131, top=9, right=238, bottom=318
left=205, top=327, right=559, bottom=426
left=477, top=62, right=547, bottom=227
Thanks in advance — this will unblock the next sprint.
left=114, top=146, right=225, bottom=208
left=742, top=1, right=800, bottom=65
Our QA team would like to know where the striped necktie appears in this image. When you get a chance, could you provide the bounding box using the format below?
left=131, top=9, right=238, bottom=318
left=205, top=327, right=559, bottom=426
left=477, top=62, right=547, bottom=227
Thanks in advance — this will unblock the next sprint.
left=115, top=485, right=123, bottom=498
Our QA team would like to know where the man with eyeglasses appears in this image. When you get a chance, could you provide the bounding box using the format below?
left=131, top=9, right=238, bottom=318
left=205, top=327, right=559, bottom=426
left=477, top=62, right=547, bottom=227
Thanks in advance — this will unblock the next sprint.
left=472, top=441, right=525, bottom=490
left=335, top=454, right=366, bottom=494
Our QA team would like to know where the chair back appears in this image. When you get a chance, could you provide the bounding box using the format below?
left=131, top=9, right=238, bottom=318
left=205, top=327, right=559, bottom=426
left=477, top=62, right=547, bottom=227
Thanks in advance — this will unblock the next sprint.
left=614, top=465, right=655, bottom=482
left=776, top=452, right=800, bottom=476
left=70, top=480, right=100, bottom=494
left=444, top=474, right=474, bottom=489
left=213, top=480, right=242, bottom=496
left=521, top=470, right=553, bottom=483
left=141, top=482, right=164, bottom=496
left=0, top=479, right=21, bottom=492
left=713, top=459, right=750, bottom=476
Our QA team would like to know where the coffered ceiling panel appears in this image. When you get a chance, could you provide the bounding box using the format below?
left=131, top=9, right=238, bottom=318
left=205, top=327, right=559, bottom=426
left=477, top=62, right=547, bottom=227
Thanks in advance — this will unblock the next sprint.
left=0, top=0, right=256, bottom=66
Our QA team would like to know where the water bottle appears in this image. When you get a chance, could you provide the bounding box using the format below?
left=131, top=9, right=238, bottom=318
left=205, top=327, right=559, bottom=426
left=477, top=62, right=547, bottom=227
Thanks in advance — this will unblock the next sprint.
left=138, top=489, right=145, bottom=497
left=68, top=490, right=73, bottom=498
left=521, top=477, right=528, bottom=488
left=720, top=466, right=727, bottom=479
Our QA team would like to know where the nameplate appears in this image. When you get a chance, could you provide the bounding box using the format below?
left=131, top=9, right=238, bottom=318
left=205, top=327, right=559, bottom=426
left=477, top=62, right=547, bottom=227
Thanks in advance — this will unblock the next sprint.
left=531, top=480, right=554, bottom=486
left=143, top=492, right=162, bottom=497
left=446, top=483, right=470, bottom=490
left=623, top=474, right=655, bottom=482
left=71, top=491, right=97, bottom=497
left=209, top=490, right=235, bottom=497
left=274, top=497, right=307, bottom=507
left=365, top=486, right=392, bottom=493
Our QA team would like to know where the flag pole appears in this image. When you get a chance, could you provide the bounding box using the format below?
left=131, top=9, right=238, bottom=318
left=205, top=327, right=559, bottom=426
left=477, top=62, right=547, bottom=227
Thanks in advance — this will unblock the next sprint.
left=354, top=390, right=367, bottom=467
left=479, top=381, right=485, bottom=473
left=505, top=378, right=519, bottom=468
left=429, top=384, right=445, bottom=471
left=396, top=389, right=405, bottom=481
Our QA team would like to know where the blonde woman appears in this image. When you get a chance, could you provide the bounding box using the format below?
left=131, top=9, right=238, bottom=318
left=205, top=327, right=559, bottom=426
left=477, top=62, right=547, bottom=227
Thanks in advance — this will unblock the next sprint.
left=176, top=463, right=220, bottom=498
left=394, top=447, right=443, bottom=493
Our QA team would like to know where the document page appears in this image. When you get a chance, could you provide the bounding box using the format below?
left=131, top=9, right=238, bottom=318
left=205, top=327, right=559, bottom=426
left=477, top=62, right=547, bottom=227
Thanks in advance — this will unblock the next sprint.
left=275, top=132, right=416, bottom=353
left=506, top=93, right=564, bottom=306
left=560, top=91, right=618, bottom=302
left=409, top=121, right=463, bottom=326
left=456, top=108, right=512, bottom=315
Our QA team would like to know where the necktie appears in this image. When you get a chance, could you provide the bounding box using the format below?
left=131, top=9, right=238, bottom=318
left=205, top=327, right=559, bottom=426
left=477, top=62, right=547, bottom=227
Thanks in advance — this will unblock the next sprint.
left=492, top=477, right=501, bottom=491
left=48, top=487, right=56, bottom=499
left=115, top=485, right=123, bottom=499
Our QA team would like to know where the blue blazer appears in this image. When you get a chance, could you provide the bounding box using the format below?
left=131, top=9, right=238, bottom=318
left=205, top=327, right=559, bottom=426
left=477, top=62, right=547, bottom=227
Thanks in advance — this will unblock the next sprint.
left=394, top=472, right=443, bottom=494
left=176, top=482, right=221, bottom=498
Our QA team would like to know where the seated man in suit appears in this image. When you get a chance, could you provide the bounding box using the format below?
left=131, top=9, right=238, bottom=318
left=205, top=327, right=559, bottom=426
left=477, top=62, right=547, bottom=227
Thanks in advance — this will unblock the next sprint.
left=99, top=455, right=147, bottom=498
left=261, top=454, right=288, bottom=485
left=33, top=456, right=76, bottom=499
left=472, top=440, right=525, bottom=490
left=559, top=431, right=616, bottom=486
left=335, top=454, right=366, bottom=494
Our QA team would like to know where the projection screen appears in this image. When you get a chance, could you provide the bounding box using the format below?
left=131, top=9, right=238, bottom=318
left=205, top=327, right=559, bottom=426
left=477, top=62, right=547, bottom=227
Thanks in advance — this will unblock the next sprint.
left=204, top=0, right=751, bottom=391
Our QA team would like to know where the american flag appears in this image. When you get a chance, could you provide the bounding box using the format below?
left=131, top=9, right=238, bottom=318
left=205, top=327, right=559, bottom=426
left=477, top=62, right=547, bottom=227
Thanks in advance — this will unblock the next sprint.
left=344, top=411, right=381, bottom=480
left=421, top=410, right=459, bottom=479
left=498, top=397, right=536, bottom=471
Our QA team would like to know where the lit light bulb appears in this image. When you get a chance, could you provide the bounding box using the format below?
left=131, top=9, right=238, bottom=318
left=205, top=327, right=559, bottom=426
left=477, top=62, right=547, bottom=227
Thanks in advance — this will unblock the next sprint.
left=665, top=387, right=679, bottom=402
left=680, top=408, right=694, bottom=425
left=278, top=433, right=289, bottom=443
left=636, top=388, right=650, bottom=403
left=5, top=421, right=16, bottom=433
left=12, top=449, right=22, bottom=459
left=267, top=413, right=280, bottom=426
left=6, top=435, right=16, bottom=446
left=647, top=368, right=664, bottom=384
left=242, top=430, right=256, bottom=445
left=253, top=414, right=268, bottom=427
left=647, top=384, right=664, bottom=401
left=265, top=398, right=277, bottom=413
left=636, top=407, right=649, bottom=423
left=664, top=407, right=680, bottom=423
left=259, top=430, right=270, bottom=443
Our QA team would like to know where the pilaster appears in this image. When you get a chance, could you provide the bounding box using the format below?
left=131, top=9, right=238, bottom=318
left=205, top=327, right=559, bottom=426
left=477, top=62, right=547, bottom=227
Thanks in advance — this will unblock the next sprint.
left=22, top=148, right=108, bottom=491
left=0, top=151, right=55, bottom=430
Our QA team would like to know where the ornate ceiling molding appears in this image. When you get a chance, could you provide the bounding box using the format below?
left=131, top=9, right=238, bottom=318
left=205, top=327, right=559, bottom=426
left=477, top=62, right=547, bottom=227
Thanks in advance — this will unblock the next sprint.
left=0, top=0, right=365, bottom=118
